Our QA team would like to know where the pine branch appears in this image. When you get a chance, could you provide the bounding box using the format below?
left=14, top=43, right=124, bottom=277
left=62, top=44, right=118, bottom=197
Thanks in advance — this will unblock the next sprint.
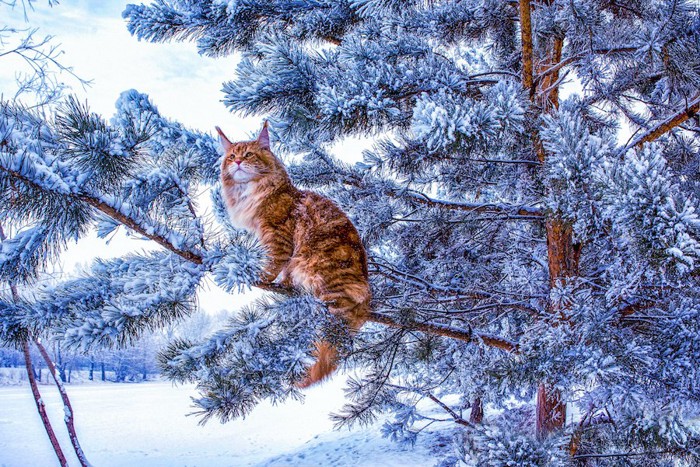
left=339, top=175, right=543, bottom=218
left=367, top=311, right=518, bottom=352
left=0, top=223, right=85, bottom=466
left=536, top=47, right=639, bottom=85
left=370, top=260, right=492, bottom=298
left=425, top=392, right=471, bottom=427
left=403, top=189, right=543, bottom=218
left=0, top=165, right=204, bottom=265
left=627, top=94, right=700, bottom=149
left=77, top=194, right=203, bottom=265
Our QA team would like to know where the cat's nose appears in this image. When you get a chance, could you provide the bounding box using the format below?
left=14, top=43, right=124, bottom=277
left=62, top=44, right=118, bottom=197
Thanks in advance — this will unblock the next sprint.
left=235, top=160, right=242, bottom=166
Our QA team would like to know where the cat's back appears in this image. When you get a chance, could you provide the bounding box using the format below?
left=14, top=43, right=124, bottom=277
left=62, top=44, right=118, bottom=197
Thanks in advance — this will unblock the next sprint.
left=293, top=190, right=369, bottom=279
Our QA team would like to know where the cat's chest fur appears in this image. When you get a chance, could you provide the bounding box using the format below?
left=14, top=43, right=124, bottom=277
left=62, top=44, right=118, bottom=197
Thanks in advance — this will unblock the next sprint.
left=223, top=181, right=266, bottom=232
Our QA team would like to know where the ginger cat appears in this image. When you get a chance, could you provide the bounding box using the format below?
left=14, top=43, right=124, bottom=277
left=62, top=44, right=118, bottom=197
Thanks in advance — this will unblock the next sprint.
left=217, top=122, right=370, bottom=387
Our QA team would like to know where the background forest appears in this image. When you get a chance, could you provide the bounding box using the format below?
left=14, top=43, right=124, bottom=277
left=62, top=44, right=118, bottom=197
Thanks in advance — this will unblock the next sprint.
left=2, top=0, right=700, bottom=465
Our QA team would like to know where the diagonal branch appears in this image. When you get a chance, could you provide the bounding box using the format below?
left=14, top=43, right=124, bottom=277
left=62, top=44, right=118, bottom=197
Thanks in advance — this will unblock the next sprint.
left=77, top=194, right=203, bottom=265
left=425, top=392, right=471, bottom=426
left=627, top=94, right=700, bottom=149
left=34, top=338, right=91, bottom=467
left=0, top=224, right=68, bottom=467
left=22, top=339, right=68, bottom=466
left=0, top=165, right=204, bottom=265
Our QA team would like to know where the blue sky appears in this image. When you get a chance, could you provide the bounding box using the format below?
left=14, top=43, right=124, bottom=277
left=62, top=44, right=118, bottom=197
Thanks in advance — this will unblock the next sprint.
left=1, top=0, right=264, bottom=311
left=1, top=0, right=258, bottom=135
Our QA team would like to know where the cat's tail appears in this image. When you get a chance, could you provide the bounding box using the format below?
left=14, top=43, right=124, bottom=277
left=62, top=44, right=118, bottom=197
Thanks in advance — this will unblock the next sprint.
left=296, top=340, right=339, bottom=388
left=296, top=297, right=370, bottom=388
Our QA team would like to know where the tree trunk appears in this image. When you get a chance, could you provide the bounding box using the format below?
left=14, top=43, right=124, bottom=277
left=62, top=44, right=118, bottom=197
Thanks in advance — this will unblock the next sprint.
left=536, top=383, right=566, bottom=439
left=519, top=0, right=575, bottom=439
left=469, top=397, right=484, bottom=424
left=101, top=362, right=106, bottom=382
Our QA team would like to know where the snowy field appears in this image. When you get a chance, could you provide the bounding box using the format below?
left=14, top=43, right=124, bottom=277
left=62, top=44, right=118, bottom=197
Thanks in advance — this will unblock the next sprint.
left=0, top=376, right=447, bottom=467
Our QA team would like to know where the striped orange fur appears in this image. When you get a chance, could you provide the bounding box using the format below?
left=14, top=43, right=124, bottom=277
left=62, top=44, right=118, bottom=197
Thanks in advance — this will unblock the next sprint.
left=218, top=122, right=370, bottom=387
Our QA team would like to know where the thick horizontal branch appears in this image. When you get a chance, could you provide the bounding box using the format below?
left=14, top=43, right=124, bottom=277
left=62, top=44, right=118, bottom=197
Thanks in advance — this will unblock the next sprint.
left=368, top=311, right=518, bottom=352
left=628, top=94, right=700, bottom=149
left=2, top=165, right=518, bottom=351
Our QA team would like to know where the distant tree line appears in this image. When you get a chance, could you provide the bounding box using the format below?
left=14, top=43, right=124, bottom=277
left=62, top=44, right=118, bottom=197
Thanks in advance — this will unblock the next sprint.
left=0, top=310, right=221, bottom=383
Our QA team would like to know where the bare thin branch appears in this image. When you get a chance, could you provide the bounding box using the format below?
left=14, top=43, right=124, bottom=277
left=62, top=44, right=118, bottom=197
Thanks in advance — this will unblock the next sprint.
left=34, top=339, right=91, bottom=467
left=22, top=340, right=68, bottom=466
left=403, top=189, right=543, bottom=217
left=425, top=392, right=471, bottom=427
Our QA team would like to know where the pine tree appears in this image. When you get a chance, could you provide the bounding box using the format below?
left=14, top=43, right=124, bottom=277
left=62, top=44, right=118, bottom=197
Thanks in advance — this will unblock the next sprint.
left=2, top=0, right=700, bottom=464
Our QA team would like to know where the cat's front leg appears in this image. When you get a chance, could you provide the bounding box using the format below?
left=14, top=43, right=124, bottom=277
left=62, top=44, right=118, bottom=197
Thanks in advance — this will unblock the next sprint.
left=259, top=234, right=294, bottom=286
left=260, top=257, right=292, bottom=286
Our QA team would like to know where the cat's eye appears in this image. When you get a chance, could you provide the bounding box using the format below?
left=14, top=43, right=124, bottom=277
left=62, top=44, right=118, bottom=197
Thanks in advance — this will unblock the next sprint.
left=244, top=152, right=254, bottom=159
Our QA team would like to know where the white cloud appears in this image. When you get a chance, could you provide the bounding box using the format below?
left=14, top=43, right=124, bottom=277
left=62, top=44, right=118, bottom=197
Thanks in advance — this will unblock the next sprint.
left=1, top=0, right=259, bottom=134
left=1, top=0, right=263, bottom=313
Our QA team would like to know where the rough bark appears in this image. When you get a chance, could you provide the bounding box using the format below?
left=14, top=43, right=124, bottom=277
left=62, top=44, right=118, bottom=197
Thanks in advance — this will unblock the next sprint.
left=519, top=0, right=534, bottom=96
left=519, top=1, right=574, bottom=439
left=536, top=382, right=566, bottom=439
left=628, top=93, right=700, bottom=149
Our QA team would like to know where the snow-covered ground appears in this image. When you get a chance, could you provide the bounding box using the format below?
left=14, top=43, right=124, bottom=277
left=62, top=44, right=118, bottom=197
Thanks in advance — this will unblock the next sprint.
left=0, top=376, right=446, bottom=466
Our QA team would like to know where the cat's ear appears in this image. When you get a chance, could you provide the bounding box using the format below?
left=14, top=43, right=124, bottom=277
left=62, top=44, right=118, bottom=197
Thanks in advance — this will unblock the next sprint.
left=215, top=126, right=233, bottom=152
left=257, top=121, right=270, bottom=151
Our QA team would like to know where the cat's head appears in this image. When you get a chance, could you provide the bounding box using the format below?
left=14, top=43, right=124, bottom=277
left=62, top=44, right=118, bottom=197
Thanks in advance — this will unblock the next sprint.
left=217, top=122, right=286, bottom=184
